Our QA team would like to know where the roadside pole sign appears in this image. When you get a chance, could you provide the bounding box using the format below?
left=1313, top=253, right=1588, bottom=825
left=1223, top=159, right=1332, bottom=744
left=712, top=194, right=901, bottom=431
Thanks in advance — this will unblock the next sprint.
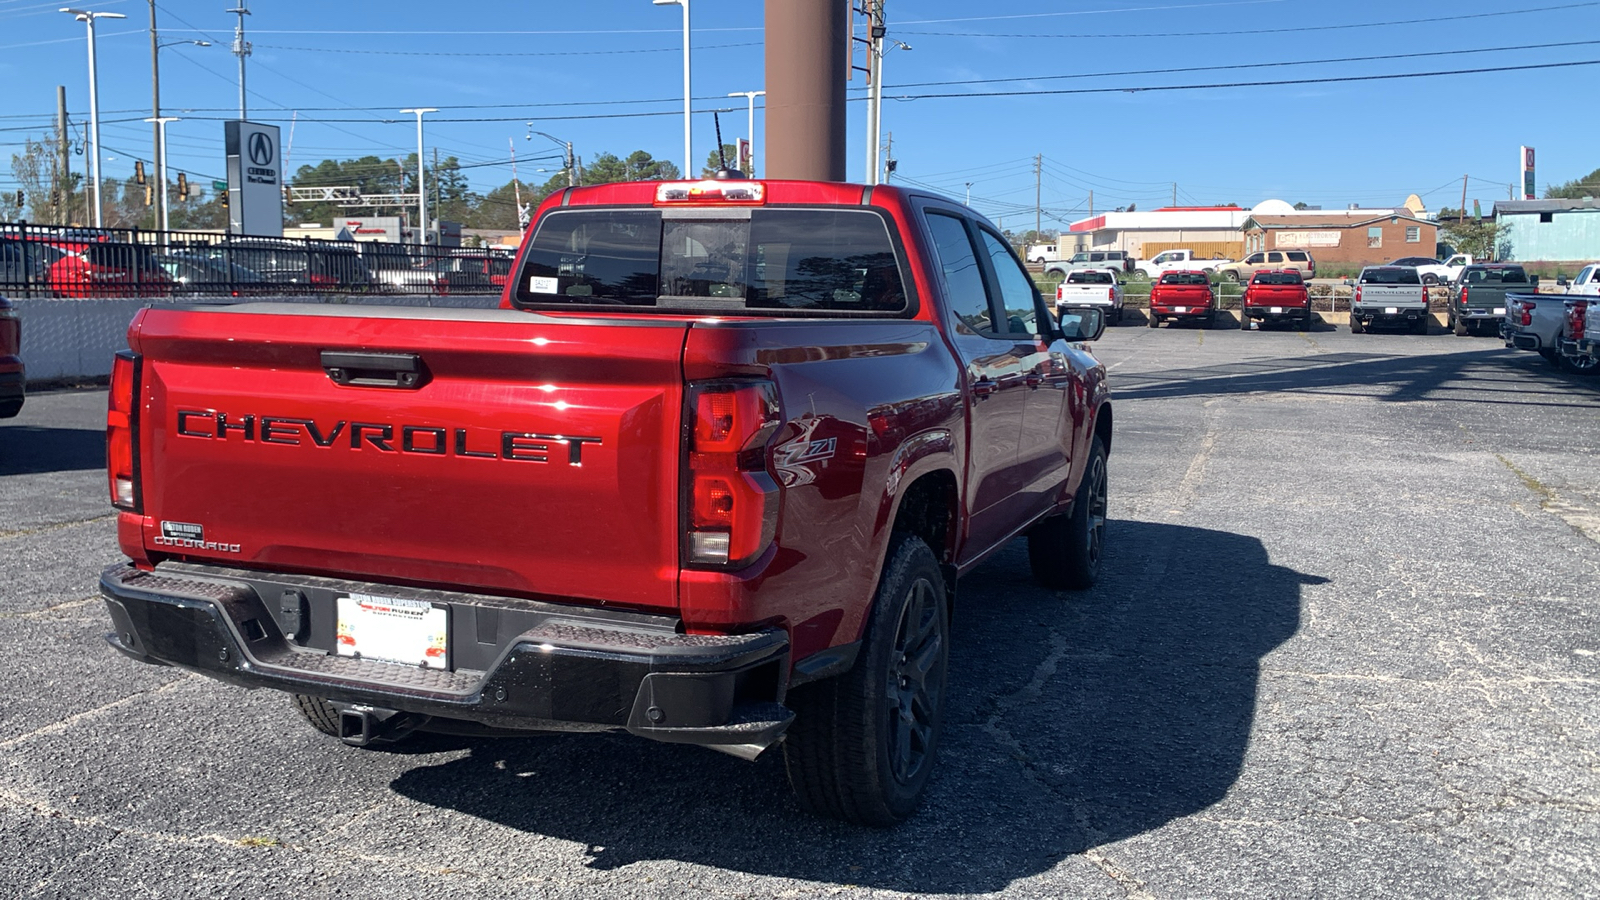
left=212, top=180, right=228, bottom=192
left=225, top=121, right=285, bottom=236
left=1521, top=146, right=1536, bottom=201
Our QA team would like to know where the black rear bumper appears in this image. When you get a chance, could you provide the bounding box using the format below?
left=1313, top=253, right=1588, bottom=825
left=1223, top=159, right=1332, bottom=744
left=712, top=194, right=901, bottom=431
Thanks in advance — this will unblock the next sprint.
left=100, top=562, right=793, bottom=757
left=1240, top=305, right=1311, bottom=322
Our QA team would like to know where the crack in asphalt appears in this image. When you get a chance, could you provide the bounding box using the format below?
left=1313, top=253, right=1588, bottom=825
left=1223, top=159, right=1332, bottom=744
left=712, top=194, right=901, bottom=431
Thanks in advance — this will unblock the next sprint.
left=0, top=514, right=117, bottom=541
left=0, top=675, right=195, bottom=752
left=0, top=595, right=99, bottom=620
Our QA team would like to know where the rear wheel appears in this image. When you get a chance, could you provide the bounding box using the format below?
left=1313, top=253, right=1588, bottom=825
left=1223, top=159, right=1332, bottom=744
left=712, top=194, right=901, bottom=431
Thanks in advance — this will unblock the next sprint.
left=1028, top=436, right=1109, bottom=591
left=1202, top=312, right=1216, bottom=329
left=1451, top=311, right=1468, bottom=336
left=1413, top=314, right=1430, bottom=335
left=1148, top=313, right=1160, bottom=329
left=1350, top=315, right=1365, bottom=334
left=1557, top=349, right=1600, bottom=376
left=785, top=534, right=949, bottom=826
left=1240, top=311, right=1251, bottom=330
left=292, top=694, right=341, bottom=737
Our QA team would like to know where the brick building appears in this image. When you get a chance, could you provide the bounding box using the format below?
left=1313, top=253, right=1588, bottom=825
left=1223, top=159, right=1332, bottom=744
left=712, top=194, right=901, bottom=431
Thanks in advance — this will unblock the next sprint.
left=1242, top=210, right=1437, bottom=268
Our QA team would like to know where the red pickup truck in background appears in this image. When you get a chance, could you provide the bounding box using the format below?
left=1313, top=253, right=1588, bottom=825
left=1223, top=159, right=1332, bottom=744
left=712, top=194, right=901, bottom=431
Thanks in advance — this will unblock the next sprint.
left=1239, top=270, right=1312, bottom=331
left=1148, top=270, right=1217, bottom=328
left=0, top=296, right=22, bottom=418
left=98, top=176, right=1115, bottom=826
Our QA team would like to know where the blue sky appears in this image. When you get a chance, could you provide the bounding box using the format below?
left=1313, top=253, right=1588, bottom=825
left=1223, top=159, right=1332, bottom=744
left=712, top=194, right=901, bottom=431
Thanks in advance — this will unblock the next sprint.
left=3, top=0, right=1598, bottom=231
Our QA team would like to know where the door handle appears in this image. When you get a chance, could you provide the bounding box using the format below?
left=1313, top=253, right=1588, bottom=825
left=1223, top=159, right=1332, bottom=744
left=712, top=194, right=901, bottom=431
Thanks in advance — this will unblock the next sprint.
left=971, top=379, right=999, bottom=398
left=321, top=351, right=426, bottom=389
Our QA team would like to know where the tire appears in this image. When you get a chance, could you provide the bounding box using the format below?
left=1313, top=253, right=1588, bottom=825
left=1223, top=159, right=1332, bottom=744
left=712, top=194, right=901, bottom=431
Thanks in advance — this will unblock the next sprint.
left=292, top=694, right=341, bottom=737
left=1202, top=313, right=1216, bottom=329
left=1148, top=313, right=1159, bottom=329
left=1027, top=436, right=1109, bottom=591
left=1300, top=312, right=1313, bottom=332
left=1225, top=270, right=1241, bottom=283
left=1423, top=273, right=1439, bottom=286
left=784, top=534, right=949, bottom=826
left=1350, top=315, right=1365, bottom=334
left=1451, top=312, right=1468, bottom=336
left=1413, top=315, right=1430, bottom=335
left=1240, top=311, right=1251, bottom=330
left=1557, top=349, right=1600, bottom=376
left=1112, top=306, right=1123, bottom=325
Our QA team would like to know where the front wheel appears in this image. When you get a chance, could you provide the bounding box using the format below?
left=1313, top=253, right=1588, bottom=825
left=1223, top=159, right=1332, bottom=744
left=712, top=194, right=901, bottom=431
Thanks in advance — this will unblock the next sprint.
left=784, top=534, right=949, bottom=826
left=1028, top=436, right=1109, bottom=590
left=1224, top=271, right=1241, bottom=283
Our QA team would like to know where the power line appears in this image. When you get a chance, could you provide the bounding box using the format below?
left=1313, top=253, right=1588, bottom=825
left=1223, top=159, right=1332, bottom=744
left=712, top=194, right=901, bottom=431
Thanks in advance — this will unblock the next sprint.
left=252, top=40, right=761, bottom=58
left=897, top=2, right=1598, bottom=39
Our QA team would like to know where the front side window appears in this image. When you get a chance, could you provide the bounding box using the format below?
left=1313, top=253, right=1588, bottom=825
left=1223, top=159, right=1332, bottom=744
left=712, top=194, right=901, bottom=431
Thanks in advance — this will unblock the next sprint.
left=979, top=230, right=1042, bottom=335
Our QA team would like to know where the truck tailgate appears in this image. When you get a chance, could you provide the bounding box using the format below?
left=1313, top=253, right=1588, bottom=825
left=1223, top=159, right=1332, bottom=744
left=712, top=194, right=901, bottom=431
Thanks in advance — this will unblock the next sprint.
left=1244, top=285, right=1306, bottom=307
left=130, top=304, right=688, bottom=611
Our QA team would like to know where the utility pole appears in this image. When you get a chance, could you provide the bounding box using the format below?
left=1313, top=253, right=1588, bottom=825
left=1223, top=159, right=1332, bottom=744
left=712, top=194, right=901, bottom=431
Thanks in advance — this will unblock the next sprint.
left=1172, top=182, right=1177, bottom=206
left=508, top=137, right=522, bottom=226
left=864, top=1, right=883, bottom=184
left=228, top=2, right=251, bottom=120
left=1089, top=190, right=1094, bottom=217
left=149, top=1, right=162, bottom=229
left=1460, top=175, right=1468, bottom=219
left=882, top=131, right=893, bottom=182
left=55, top=86, right=68, bottom=225
left=1034, top=154, right=1042, bottom=238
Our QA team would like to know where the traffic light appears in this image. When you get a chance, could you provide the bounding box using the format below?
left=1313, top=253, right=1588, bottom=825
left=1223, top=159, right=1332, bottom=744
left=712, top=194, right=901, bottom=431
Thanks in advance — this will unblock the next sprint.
left=220, top=191, right=228, bottom=210
left=135, top=160, right=146, bottom=185
left=144, top=185, right=153, bottom=207
left=176, top=173, right=189, bottom=201
left=13, top=190, right=21, bottom=207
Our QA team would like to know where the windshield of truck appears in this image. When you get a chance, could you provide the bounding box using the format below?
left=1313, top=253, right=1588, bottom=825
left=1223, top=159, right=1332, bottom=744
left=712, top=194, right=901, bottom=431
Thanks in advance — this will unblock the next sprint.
left=513, top=208, right=909, bottom=315
left=1253, top=272, right=1302, bottom=285
left=1067, top=271, right=1114, bottom=284
left=1463, top=267, right=1528, bottom=284
left=1361, top=268, right=1421, bottom=285
left=1159, top=272, right=1208, bottom=285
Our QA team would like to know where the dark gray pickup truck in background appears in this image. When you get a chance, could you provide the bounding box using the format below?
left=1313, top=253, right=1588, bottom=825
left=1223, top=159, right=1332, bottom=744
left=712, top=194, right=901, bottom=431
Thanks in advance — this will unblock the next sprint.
left=1449, top=264, right=1536, bottom=336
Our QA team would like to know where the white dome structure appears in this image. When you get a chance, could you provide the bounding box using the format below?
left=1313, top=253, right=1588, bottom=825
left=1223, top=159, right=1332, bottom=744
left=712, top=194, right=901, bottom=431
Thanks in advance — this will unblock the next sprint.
left=1251, top=199, right=1296, bottom=216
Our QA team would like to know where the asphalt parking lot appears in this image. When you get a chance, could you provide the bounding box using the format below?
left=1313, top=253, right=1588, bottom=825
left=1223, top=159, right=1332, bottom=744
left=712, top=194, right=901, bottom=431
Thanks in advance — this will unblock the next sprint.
left=2, top=321, right=1597, bottom=899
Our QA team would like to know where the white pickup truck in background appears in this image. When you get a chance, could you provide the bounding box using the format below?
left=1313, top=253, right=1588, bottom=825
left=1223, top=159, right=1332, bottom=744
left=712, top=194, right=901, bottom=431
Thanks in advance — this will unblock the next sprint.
left=1055, top=268, right=1125, bottom=324
left=1135, top=248, right=1232, bottom=280
left=1558, top=262, right=1600, bottom=296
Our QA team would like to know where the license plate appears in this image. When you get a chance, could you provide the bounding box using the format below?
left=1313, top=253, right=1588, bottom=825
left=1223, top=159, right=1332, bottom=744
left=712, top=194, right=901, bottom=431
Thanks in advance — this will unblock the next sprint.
left=1385, top=307, right=1398, bottom=314
left=336, top=593, right=449, bottom=667
left=1270, top=306, right=1283, bottom=314
left=1494, top=307, right=1505, bottom=315
left=1174, top=306, right=1187, bottom=313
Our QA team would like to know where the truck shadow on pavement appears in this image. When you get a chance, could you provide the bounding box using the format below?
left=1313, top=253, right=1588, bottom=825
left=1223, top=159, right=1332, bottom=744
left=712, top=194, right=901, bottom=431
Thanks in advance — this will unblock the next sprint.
left=390, top=522, right=1324, bottom=893
left=1113, top=348, right=1600, bottom=407
left=0, top=426, right=106, bottom=475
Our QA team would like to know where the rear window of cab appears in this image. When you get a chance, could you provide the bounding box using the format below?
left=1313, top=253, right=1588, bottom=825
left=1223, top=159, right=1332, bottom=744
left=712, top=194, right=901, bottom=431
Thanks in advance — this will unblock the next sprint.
left=1159, top=272, right=1210, bottom=285
left=1252, top=272, right=1303, bottom=285
left=1360, top=268, right=1422, bottom=285
left=512, top=207, right=910, bottom=316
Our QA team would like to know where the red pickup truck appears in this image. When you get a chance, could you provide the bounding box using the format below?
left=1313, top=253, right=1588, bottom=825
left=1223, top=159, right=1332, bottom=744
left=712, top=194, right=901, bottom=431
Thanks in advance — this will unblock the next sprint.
left=0, top=296, right=22, bottom=418
left=1239, top=270, right=1312, bottom=331
left=1147, top=270, right=1217, bottom=328
left=98, top=176, right=1114, bottom=825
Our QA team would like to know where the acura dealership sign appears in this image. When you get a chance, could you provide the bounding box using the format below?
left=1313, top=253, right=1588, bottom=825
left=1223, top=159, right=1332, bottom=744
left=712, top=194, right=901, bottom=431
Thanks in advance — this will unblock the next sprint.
left=225, top=121, right=284, bottom=236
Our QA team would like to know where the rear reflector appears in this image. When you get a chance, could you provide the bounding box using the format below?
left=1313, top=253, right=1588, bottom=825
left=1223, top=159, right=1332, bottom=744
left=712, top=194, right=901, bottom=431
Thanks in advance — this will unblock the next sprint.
left=656, top=180, right=766, bottom=205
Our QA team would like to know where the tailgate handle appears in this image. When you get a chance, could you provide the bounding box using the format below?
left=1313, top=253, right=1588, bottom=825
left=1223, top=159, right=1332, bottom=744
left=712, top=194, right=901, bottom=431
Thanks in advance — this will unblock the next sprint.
left=321, top=351, right=425, bottom=389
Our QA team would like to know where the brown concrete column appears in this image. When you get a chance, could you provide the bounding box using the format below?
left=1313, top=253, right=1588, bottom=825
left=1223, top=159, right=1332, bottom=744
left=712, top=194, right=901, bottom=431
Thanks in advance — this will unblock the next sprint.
left=764, top=0, right=848, bottom=182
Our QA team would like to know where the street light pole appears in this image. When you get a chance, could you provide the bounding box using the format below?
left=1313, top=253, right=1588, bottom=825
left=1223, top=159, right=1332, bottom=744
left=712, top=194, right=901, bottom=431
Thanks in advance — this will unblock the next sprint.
left=399, top=108, right=436, bottom=244
left=727, top=90, right=764, bottom=176
left=965, top=182, right=973, bottom=206
left=528, top=129, right=576, bottom=188
left=144, top=117, right=179, bottom=231
left=61, top=8, right=126, bottom=229
left=227, top=3, right=251, bottom=119
left=653, top=0, right=690, bottom=173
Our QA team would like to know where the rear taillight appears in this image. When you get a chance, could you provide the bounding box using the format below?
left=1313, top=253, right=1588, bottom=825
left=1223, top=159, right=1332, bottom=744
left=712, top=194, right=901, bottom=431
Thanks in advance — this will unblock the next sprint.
left=1460, top=286, right=1469, bottom=304
left=1517, top=300, right=1534, bottom=327
left=1355, top=286, right=1363, bottom=303
left=107, top=350, right=141, bottom=512
left=1572, top=302, right=1587, bottom=340
left=1056, top=284, right=1064, bottom=301
left=684, top=381, right=781, bottom=567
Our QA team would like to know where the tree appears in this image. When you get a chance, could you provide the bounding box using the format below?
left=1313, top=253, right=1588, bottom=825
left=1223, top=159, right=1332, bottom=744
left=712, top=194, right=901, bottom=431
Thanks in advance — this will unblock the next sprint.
left=1439, top=217, right=1505, bottom=260
left=468, top=179, right=535, bottom=230
left=1293, top=201, right=1310, bottom=211
left=701, top=144, right=739, bottom=177
left=1545, top=168, right=1600, bottom=200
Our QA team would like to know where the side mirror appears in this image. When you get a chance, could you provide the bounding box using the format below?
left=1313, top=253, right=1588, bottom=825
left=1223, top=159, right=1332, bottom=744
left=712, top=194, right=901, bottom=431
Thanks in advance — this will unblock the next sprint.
left=1056, top=306, right=1106, bottom=342
left=1557, top=276, right=1569, bottom=286
left=1343, top=278, right=1355, bottom=286
left=1530, top=275, right=1541, bottom=287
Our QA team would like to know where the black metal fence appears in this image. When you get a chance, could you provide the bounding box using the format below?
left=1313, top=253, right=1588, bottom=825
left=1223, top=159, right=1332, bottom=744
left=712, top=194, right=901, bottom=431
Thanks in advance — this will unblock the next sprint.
left=0, top=222, right=514, bottom=299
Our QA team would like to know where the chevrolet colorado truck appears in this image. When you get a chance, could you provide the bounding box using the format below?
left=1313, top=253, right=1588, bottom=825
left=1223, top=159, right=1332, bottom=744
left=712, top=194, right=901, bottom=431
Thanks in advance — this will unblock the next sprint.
left=1349, top=266, right=1429, bottom=334
left=0, top=296, right=22, bottom=418
left=1147, top=270, right=1217, bottom=328
left=1447, top=264, right=1535, bottom=337
left=98, top=177, right=1115, bottom=826
left=1238, top=270, right=1312, bottom=331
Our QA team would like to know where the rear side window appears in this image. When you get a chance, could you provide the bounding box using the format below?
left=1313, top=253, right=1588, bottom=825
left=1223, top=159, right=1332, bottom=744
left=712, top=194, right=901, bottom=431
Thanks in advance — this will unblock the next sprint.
left=514, top=208, right=908, bottom=315
left=1160, top=272, right=1209, bottom=286
left=1361, top=268, right=1421, bottom=285
left=1253, top=273, right=1302, bottom=285
left=925, top=213, right=993, bottom=333
left=1285, top=251, right=1309, bottom=262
